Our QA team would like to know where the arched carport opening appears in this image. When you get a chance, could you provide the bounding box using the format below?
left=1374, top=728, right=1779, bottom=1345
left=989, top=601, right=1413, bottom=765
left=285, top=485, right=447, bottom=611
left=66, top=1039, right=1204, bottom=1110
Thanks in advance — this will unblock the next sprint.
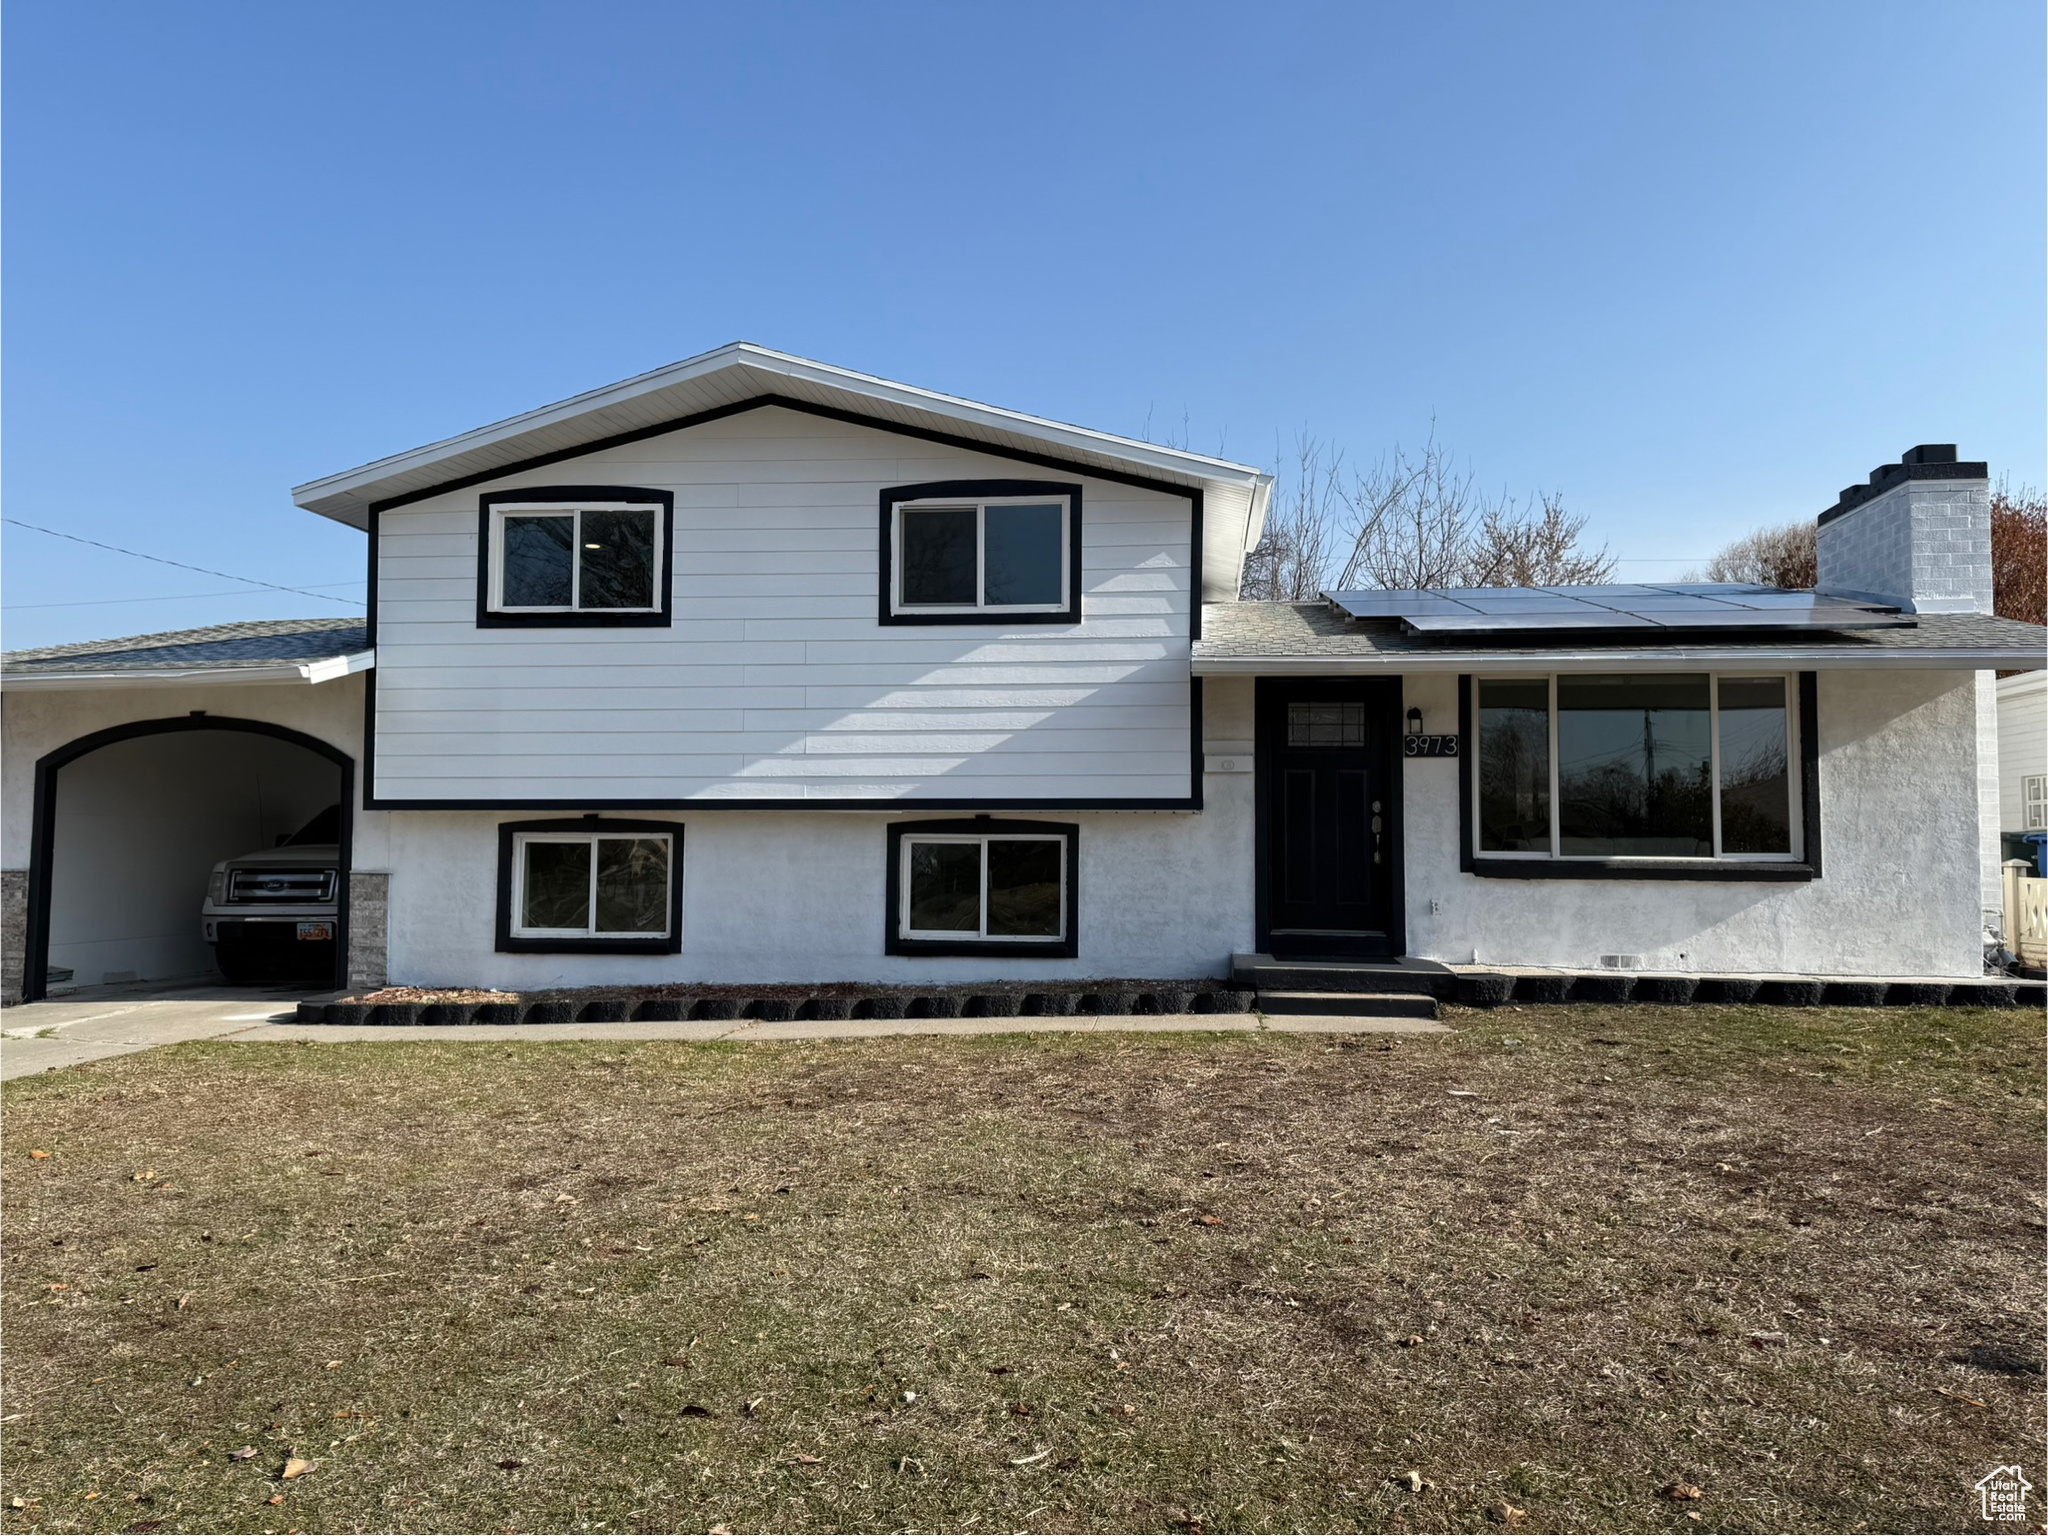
left=25, top=716, right=354, bottom=1001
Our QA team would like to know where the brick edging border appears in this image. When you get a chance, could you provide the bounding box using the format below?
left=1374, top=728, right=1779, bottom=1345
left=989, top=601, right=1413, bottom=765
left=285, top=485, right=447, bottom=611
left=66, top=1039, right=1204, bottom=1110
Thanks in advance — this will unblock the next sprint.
left=1448, top=973, right=2042, bottom=1009
left=300, top=986, right=1257, bottom=1027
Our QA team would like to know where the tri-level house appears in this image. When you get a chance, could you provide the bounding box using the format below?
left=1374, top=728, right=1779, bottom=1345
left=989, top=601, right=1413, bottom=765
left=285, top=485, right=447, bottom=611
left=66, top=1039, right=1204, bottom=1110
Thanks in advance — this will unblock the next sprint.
left=3, top=345, right=2043, bottom=1006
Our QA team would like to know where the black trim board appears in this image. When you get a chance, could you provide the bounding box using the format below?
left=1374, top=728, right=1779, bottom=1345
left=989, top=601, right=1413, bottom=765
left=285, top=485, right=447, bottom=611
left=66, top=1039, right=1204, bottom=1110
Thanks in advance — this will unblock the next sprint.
left=474, top=486, right=676, bottom=629
left=360, top=392, right=1210, bottom=805
left=25, top=717, right=356, bottom=1003
left=494, top=817, right=685, bottom=955
left=877, top=480, right=1083, bottom=626
left=884, top=816, right=1080, bottom=959
left=1455, top=671, right=1823, bottom=883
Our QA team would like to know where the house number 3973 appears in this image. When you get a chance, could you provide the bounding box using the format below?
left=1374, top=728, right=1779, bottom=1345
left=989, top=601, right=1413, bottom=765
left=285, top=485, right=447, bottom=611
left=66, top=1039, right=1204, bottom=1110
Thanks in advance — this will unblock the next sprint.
left=1402, top=734, right=1460, bottom=758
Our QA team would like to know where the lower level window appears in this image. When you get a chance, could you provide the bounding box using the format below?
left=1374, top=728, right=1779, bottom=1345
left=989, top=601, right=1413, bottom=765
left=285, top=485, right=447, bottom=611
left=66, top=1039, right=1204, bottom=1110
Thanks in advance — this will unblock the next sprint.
left=1475, top=673, right=1799, bottom=862
left=497, top=820, right=681, bottom=952
left=516, top=833, right=670, bottom=937
left=888, top=820, right=1078, bottom=956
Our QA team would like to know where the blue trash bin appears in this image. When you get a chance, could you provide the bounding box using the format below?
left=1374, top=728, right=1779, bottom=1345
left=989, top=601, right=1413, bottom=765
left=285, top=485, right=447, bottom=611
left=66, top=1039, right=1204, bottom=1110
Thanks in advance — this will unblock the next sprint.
left=2026, top=832, right=2048, bottom=879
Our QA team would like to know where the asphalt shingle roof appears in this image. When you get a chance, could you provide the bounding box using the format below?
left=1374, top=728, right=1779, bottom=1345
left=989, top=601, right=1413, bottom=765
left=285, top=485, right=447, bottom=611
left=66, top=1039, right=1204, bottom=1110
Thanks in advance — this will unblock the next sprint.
left=1195, top=601, right=2048, bottom=666
left=1, top=617, right=370, bottom=675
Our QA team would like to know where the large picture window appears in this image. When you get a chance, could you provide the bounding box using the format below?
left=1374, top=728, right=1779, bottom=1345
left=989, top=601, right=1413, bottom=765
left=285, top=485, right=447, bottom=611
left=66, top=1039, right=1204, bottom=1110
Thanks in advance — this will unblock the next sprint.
left=885, top=819, right=1079, bottom=957
left=494, top=819, right=682, bottom=953
left=477, top=486, right=674, bottom=628
left=879, top=480, right=1082, bottom=625
left=1473, top=674, right=1800, bottom=867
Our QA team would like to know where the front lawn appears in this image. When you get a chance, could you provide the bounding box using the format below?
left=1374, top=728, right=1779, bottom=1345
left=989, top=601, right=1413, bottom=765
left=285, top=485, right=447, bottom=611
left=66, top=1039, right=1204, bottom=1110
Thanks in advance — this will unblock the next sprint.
left=2, top=1006, right=2041, bottom=1534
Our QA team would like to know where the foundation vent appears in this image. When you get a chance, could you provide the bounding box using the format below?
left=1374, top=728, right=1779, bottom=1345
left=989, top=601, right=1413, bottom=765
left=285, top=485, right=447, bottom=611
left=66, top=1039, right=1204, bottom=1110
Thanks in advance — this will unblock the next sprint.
left=1599, top=954, right=1646, bottom=970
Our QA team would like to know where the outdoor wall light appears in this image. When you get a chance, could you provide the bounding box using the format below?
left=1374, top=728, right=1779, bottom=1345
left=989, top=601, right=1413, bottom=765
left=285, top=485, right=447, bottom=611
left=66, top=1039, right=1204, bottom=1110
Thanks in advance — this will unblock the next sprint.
left=1406, top=707, right=1424, bottom=736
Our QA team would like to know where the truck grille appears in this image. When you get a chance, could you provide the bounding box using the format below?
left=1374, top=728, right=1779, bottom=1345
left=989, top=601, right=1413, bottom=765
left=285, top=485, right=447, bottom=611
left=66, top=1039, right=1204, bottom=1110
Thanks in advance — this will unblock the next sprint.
left=227, top=868, right=335, bottom=903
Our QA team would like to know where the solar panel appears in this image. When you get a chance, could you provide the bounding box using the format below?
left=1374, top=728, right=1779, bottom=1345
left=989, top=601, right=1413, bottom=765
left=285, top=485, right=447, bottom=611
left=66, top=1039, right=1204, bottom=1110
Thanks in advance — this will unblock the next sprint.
left=1323, top=583, right=1908, bottom=635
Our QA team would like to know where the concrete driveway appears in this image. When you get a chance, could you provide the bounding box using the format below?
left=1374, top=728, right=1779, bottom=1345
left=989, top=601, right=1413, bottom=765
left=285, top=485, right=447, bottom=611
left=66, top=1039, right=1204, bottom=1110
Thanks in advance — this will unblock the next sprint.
left=0, top=980, right=318, bottom=1079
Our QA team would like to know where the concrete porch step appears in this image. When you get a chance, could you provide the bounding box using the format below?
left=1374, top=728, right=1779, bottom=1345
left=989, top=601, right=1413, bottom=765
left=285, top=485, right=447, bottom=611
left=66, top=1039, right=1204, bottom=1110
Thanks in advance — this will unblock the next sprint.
left=1255, top=990, right=1441, bottom=1020
left=1232, top=953, right=1456, bottom=997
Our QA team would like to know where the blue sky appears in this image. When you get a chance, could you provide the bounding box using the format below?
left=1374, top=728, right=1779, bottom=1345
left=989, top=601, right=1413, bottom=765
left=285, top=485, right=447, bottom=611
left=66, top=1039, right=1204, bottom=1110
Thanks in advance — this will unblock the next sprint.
left=5, top=0, right=2042, bottom=650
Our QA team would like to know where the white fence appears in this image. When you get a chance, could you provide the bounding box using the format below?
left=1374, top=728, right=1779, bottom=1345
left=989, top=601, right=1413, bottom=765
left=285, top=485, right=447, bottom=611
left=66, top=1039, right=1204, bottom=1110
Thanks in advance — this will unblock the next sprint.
left=2004, top=860, right=2048, bottom=970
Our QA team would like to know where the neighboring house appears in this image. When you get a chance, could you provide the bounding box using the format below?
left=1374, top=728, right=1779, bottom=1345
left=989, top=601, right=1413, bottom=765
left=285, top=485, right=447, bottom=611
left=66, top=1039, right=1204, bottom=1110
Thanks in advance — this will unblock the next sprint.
left=2, top=344, right=2043, bottom=1004
left=1996, top=670, right=2047, bottom=849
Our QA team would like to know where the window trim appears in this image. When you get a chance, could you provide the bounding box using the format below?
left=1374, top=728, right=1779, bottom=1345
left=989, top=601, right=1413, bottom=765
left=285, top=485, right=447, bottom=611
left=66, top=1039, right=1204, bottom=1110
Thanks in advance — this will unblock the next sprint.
left=476, top=485, right=675, bottom=629
left=878, top=480, right=1083, bottom=626
left=884, top=817, right=1080, bottom=957
left=1459, top=672, right=1820, bottom=882
left=494, top=817, right=683, bottom=953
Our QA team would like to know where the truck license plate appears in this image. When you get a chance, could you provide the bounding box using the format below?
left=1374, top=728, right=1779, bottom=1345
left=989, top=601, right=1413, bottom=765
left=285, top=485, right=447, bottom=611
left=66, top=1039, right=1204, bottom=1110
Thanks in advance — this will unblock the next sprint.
left=296, top=922, right=333, bottom=941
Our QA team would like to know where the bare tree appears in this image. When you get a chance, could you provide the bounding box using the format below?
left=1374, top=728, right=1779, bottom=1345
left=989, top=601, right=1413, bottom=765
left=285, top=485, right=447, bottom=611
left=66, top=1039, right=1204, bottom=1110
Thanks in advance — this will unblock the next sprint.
left=1468, top=492, right=1617, bottom=586
left=1991, top=478, right=2047, bottom=628
left=1236, top=424, right=1610, bottom=598
left=1691, top=520, right=1817, bottom=588
left=1334, top=428, right=1471, bottom=590
left=1240, top=432, right=1344, bottom=601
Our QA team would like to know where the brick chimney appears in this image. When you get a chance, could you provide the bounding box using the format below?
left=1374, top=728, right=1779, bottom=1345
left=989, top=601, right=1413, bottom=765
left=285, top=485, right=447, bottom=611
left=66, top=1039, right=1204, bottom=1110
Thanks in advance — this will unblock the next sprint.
left=1815, top=444, right=1991, bottom=613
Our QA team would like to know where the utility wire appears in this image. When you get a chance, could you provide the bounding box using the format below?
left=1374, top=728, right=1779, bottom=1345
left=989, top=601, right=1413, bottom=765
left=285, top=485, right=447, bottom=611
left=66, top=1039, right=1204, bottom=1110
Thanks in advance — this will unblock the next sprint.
left=2, top=518, right=365, bottom=607
left=6, top=583, right=366, bottom=611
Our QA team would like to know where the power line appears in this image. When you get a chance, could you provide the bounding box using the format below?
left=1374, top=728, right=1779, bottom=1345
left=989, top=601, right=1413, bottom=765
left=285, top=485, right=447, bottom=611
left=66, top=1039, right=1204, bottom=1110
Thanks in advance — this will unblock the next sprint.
left=5, top=582, right=366, bottom=611
left=2, top=518, right=365, bottom=608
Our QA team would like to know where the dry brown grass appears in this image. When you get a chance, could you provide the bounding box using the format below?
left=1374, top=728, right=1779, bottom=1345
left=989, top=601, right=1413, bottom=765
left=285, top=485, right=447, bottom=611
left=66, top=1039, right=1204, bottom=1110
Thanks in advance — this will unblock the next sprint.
left=2, top=1005, right=2042, bottom=1534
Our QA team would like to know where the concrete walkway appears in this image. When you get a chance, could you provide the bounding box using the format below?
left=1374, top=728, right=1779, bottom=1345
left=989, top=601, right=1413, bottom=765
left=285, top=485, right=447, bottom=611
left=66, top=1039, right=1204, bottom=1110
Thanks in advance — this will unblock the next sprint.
left=0, top=991, right=1447, bottom=1079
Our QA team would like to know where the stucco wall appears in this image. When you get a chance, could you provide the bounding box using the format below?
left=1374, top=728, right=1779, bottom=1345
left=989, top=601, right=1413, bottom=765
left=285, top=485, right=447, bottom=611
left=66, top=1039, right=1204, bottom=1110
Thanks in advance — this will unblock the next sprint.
left=376, top=678, right=1258, bottom=987
left=1398, top=669, right=1987, bottom=977
left=1, top=677, right=382, bottom=997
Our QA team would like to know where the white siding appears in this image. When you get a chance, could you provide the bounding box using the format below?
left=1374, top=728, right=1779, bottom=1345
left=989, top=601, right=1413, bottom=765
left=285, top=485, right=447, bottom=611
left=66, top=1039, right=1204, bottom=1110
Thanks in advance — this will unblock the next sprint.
left=1996, top=672, right=2047, bottom=834
left=371, top=407, right=1194, bottom=803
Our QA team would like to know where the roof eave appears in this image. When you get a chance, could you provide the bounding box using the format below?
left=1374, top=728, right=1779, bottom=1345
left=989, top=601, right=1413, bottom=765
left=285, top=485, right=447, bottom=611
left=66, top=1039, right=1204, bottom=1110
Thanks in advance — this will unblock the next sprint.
left=290, top=343, right=1267, bottom=528
left=0, top=650, right=375, bottom=691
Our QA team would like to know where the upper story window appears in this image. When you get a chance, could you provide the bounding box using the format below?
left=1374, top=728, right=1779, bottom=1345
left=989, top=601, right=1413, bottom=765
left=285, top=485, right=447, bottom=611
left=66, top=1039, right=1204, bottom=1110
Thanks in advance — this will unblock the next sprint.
left=879, top=480, right=1082, bottom=625
left=1473, top=673, right=1802, bottom=865
left=477, top=486, right=674, bottom=629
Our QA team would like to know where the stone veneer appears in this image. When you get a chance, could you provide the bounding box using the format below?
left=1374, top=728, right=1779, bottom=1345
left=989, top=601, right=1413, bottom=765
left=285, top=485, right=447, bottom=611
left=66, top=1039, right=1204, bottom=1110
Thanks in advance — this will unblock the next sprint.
left=347, top=871, right=389, bottom=993
left=1, top=870, right=24, bottom=1006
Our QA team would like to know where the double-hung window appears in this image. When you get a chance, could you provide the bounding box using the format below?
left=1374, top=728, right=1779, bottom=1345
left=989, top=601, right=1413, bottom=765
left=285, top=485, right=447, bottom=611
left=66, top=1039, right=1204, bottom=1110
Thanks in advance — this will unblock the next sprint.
left=887, top=819, right=1079, bottom=956
left=881, top=480, right=1081, bottom=624
left=496, top=820, right=682, bottom=953
left=1472, top=673, right=1805, bottom=870
left=478, top=486, right=673, bottom=627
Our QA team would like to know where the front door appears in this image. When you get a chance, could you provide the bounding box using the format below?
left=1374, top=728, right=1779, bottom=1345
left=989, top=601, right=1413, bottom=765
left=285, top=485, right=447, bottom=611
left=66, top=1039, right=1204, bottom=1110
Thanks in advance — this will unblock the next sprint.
left=1257, top=678, right=1402, bottom=958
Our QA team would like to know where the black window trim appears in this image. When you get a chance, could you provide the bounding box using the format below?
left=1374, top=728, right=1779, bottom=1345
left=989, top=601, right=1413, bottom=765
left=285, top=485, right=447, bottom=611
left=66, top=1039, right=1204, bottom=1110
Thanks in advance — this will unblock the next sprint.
left=495, top=816, right=684, bottom=953
left=476, top=485, right=676, bottom=629
left=878, top=480, right=1083, bottom=626
left=884, top=816, right=1080, bottom=957
left=1457, top=670, right=1821, bottom=883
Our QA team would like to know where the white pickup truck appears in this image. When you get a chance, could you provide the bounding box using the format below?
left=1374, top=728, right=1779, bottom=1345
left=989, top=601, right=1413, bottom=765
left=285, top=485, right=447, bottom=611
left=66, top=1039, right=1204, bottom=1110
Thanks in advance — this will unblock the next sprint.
left=201, top=805, right=340, bottom=984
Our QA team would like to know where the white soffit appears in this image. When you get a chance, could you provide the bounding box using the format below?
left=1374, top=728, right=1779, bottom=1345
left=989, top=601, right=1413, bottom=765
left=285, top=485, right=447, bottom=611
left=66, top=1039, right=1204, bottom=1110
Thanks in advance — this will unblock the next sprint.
left=291, top=343, right=1271, bottom=595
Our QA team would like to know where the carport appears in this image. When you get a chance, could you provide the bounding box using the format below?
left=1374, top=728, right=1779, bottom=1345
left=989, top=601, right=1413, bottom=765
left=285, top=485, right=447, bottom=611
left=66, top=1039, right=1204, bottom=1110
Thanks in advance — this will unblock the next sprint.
left=0, top=619, right=373, bottom=1005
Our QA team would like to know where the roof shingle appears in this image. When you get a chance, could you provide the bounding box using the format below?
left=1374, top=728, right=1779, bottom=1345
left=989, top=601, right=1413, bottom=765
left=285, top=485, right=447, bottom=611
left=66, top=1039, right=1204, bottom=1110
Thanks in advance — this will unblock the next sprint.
left=2, top=617, right=369, bottom=675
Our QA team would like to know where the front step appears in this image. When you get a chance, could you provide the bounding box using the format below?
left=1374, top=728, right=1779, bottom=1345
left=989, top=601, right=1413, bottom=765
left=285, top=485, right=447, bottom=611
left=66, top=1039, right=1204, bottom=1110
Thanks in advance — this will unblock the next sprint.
left=1255, top=990, right=1440, bottom=1019
left=1232, top=953, right=1456, bottom=998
